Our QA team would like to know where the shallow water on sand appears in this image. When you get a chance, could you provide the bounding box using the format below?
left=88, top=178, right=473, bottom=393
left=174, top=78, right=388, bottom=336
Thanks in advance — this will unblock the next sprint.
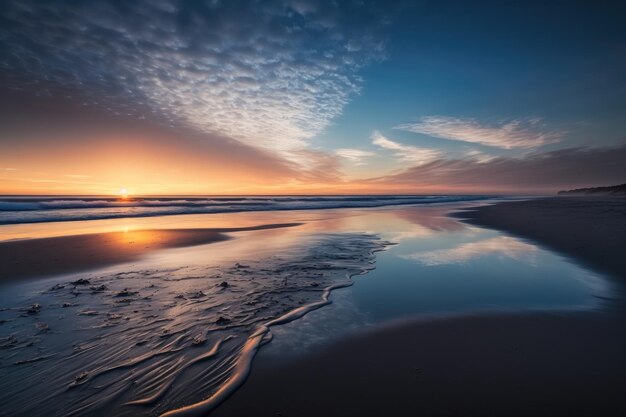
left=0, top=203, right=612, bottom=416
left=0, top=231, right=387, bottom=417
left=260, top=206, right=611, bottom=358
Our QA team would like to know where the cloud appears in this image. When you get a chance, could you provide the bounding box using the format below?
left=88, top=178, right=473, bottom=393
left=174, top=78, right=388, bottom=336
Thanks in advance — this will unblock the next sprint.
left=464, top=149, right=496, bottom=163
left=371, top=131, right=442, bottom=165
left=395, top=116, right=564, bottom=149
left=0, top=1, right=394, bottom=164
left=371, top=145, right=626, bottom=193
left=286, top=148, right=343, bottom=182
left=400, top=236, right=537, bottom=266
left=335, top=148, right=375, bottom=165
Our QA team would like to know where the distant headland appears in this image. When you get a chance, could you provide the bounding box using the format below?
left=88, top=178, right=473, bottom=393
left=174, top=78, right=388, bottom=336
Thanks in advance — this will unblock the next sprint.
left=558, top=183, right=626, bottom=196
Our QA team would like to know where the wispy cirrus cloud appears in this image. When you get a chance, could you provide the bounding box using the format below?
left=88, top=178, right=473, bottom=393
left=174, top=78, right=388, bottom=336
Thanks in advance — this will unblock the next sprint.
left=395, top=116, right=564, bottom=149
left=335, top=148, right=375, bottom=165
left=371, top=131, right=442, bottom=165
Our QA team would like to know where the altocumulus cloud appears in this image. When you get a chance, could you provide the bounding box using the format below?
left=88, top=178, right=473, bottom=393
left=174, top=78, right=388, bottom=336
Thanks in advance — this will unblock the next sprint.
left=0, top=0, right=393, bottom=162
left=395, top=116, right=564, bottom=149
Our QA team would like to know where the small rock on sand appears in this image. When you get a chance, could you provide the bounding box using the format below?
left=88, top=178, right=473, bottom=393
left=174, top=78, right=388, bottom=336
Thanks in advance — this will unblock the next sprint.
left=189, top=290, right=206, bottom=298
left=192, top=335, right=206, bottom=346
left=78, top=310, right=98, bottom=316
left=26, top=304, right=42, bottom=314
left=115, top=288, right=139, bottom=297
left=35, top=322, right=49, bottom=332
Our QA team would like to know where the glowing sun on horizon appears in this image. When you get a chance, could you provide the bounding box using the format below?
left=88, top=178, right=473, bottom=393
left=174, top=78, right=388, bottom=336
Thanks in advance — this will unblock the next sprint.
left=118, top=188, right=129, bottom=199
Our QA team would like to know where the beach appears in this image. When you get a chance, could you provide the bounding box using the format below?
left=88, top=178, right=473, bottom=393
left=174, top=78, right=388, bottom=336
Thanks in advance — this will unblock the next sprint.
left=0, top=223, right=301, bottom=281
left=212, top=197, right=626, bottom=417
left=5, top=2, right=626, bottom=416
left=0, top=203, right=396, bottom=417
left=458, top=197, right=626, bottom=280
left=214, top=312, right=626, bottom=417
left=0, top=197, right=624, bottom=416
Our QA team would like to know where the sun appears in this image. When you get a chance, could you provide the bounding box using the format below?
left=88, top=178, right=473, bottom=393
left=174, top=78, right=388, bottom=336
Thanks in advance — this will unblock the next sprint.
left=118, top=188, right=129, bottom=199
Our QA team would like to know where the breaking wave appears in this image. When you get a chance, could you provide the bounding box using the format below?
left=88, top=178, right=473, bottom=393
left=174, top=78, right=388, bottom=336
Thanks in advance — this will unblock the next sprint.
left=0, top=195, right=491, bottom=224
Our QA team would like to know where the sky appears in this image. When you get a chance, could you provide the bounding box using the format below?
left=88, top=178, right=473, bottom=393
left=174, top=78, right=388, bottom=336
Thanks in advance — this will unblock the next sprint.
left=1, top=0, right=625, bottom=195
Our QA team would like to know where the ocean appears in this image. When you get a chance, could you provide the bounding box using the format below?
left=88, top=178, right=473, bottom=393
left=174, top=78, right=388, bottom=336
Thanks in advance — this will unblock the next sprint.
left=0, top=195, right=492, bottom=224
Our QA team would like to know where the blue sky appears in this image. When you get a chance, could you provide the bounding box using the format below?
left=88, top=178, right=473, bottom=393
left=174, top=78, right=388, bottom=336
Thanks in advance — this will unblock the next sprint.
left=1, top=0, right=625, bottom=194
left=316, top=1, right=626, bottom=176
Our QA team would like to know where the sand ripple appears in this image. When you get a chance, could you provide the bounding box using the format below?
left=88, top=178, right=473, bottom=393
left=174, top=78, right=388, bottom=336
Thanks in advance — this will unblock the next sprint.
left=0, top=232, right=388, bottom=416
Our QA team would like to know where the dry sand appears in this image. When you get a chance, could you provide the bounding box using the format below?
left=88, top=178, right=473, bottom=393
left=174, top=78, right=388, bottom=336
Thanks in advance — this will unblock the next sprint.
left=0, top=222, right=301, bottom=281
left=213, top=197, right=626, bottom=417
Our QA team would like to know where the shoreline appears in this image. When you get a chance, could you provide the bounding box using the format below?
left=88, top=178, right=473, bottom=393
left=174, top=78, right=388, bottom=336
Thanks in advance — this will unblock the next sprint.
left=0, top=222, right=302, bottom=282
left=0, top=195, right=492, bottom=225
left=0, top=223, right=387, bottom=417
left=456, top=197, right=626, bottom=280
left=2, top=199, right=625, bottom=415
left=161, top=246, right=387, bottom=417
left=212, top=197, right=626, bottom=417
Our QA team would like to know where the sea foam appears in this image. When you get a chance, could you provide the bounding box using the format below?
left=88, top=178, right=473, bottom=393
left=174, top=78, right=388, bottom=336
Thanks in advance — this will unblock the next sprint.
left=0, top=195, right=491, bottom=224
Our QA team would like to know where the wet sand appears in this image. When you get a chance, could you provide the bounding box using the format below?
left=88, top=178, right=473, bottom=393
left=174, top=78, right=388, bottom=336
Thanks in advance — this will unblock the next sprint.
left=0, top=227, right=387, bottom=417
left=0, top=222, right=301, bottom=281
left=214, top=197, right=626, bottom=417
left=458, top=197, right=626, bottom=280
left=214, top=312, right=626, bottom=417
